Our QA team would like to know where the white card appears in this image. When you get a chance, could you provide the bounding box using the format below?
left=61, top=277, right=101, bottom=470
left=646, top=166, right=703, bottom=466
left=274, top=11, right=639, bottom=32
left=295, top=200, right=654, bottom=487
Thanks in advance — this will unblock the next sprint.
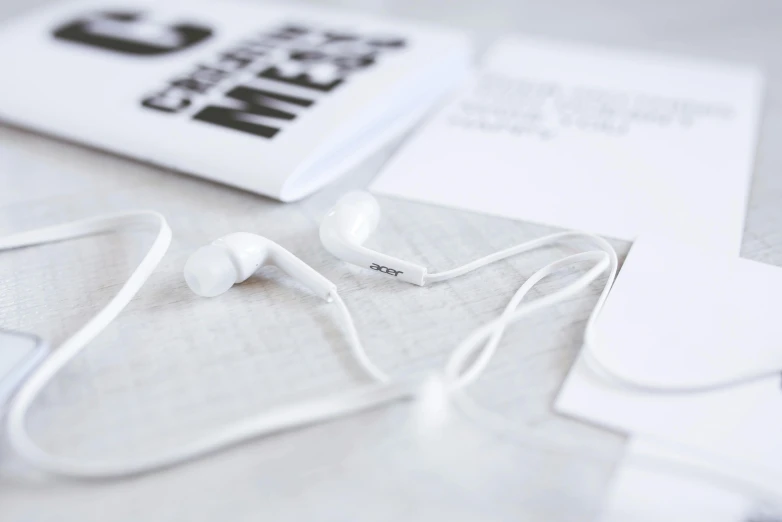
left=559, top=360, right=782, bottom=484
left=600, top=439, right=782, bottom=522
left=556, top=236, right=782, bottom=485
left=589, top=236, right=782, bottom=389
left=371, top=36, right=764, bottom=255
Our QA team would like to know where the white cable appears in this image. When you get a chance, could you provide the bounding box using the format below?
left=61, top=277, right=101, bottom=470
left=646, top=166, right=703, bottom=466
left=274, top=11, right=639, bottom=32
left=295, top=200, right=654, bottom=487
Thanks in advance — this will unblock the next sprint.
left=14, top=374, right=414, bottom=478
left=445, top=251, right=611, bottom=388
left=2, top=212, right=412, bottom=479
left=329, top=291, right=391, bottom=384
left=425, top=227, right=775, bottom=392
left=421, top=230, right=618, bottom=389
left=424, top=231, right=609, bottom=284
left=426, top=233, right=617, bottom=425
left=327, top=230, right=618, bottom=393
left=4, top=211, right=169, bottom=477
left=0, top=212, right=167, bottom=250
left=6, top=213, right=769, bottom=488
left=336, top=222, right=781, bottom=508
left=432, top=234, right=782, bottom=511
left=329, top=230, right=620, bottom=394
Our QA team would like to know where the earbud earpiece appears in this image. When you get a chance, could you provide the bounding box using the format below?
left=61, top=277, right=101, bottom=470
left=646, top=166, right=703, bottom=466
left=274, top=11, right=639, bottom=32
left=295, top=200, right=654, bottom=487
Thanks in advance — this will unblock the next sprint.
left=184, top=243, right=239, bottom=298
left=185, top=233, right=336, bottom=299
left=325, top=190, right=381, bottom=245
left=319, top=191, right=427, bottom=285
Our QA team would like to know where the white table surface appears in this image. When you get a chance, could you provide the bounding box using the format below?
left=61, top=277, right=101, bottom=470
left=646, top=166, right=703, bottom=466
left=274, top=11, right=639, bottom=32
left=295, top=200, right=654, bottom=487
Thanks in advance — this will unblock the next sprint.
left=0, top=0, right=780, bottom=520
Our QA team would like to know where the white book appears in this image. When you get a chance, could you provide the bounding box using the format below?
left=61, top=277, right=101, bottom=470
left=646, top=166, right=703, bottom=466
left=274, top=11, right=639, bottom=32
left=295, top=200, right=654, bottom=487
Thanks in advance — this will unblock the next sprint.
left=0, top=0, right=470, bottom=201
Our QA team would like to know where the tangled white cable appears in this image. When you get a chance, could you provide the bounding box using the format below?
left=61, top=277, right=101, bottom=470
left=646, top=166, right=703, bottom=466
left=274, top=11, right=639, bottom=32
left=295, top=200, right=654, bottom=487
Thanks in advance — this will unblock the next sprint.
left=3, top=216, right=419, bottom=479
left=4, top=211, right=170, bottom=476
left=7, top=194, right=774, bottom=507
left=319, top=191, right=782, bottom=508
left=3, top=208, right=615, bottom=479
left=332, top=233, right=617, bottom=388
left=319, top=191, right=620, bottom=388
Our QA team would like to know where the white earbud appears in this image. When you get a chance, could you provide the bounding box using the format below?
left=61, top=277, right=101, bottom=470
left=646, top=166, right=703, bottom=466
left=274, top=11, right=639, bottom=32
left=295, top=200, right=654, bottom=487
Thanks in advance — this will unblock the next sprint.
left=319, top=191, right=427, bottom=285
left=184, top=232, right=336, bottom=300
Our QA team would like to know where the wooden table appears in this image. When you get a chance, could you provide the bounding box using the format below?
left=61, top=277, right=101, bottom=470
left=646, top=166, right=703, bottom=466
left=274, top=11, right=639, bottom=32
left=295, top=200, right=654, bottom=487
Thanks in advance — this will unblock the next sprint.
left=0, top=0, right=779, bottom=520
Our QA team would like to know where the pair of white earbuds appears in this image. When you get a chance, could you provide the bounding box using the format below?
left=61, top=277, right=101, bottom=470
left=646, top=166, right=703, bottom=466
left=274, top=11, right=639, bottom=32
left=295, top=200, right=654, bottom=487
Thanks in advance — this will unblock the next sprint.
left=185, top=189, right=592, bottom=299
left=183, top=190, right=427, bottom=300
left=6, top=194, right=782, bottom=507
left=181, top=189, right=620, bottom=388
left=7, top=190, right=782, bottom=511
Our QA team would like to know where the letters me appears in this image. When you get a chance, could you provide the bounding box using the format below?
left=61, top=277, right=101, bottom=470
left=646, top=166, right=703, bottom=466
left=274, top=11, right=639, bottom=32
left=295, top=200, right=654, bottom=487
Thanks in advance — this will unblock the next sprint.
left=191, top=65, right=340, bottom=139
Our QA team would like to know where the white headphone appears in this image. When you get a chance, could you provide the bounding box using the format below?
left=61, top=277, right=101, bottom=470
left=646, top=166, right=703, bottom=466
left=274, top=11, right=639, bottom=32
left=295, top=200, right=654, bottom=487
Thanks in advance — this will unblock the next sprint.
left=184, top=232, right=336, bottom=300
left=319, top=190, right=616, bottom=285
left=182, top=190, right=623, bottom=393
left=7, top=191, right=779, bottom=509
left=319, top=190, right=427, bottom=285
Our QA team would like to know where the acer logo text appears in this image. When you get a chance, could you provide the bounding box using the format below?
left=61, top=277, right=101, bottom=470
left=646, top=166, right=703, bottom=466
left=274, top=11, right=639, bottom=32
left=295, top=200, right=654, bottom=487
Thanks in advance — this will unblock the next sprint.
left=369, top=263, right=404, bottom=277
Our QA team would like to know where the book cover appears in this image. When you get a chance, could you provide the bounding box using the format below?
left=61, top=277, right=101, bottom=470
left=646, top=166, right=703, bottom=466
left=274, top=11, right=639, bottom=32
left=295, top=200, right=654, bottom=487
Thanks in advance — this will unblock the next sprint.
left=0, top=0, right=471, bottom=200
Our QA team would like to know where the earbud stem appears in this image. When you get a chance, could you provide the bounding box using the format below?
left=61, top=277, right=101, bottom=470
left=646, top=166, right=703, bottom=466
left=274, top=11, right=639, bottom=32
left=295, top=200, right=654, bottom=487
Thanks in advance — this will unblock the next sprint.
left=216, top=233, right=336, bottom=301
left=269, top=246, right=337, bottom=301
left=330, top=244, right=427, bottom=286
left=319, top=190, right=428, bottom=286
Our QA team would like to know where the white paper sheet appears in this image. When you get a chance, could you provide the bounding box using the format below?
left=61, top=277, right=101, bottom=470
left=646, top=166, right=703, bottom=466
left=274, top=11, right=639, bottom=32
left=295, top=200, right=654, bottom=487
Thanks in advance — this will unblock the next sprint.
left=371, top=36, right=764, bottom=255
left=556, top=237, right=782, bottom=490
